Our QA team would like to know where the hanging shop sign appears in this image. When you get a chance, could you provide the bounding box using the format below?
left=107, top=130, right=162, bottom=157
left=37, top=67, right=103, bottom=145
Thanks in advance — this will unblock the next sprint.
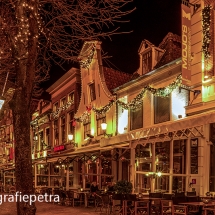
left=54, top=145, right=65, bottom=152
left=181, top=1, right=191, bottom=86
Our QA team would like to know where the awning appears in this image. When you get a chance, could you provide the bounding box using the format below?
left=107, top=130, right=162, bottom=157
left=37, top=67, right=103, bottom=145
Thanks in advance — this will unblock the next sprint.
left=100, top=111, right=215, bottom=146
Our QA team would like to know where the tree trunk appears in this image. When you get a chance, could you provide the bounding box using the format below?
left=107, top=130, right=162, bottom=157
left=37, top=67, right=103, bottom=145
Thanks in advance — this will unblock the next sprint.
left=12, top=85, right=36, bottom=215
left=10, top=1, right=38, bottom=213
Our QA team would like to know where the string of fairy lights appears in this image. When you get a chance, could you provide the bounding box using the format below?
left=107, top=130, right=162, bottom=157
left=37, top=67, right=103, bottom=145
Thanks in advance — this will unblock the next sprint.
left=49, top=74, right=182, bottom=123
left=202, top=5, right=211, bottom=60
left=44, top=4, right=212, bottom=124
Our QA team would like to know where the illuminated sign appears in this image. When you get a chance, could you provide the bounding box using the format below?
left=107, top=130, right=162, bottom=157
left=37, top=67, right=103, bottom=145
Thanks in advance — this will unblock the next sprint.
left=181, top=1, right=191, bottom=86
left=54, top=145, right=65, bottom=152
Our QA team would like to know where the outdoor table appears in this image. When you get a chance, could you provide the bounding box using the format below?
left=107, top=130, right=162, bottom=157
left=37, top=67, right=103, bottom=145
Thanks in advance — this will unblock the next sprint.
left=179, top=202, right=215, bottom=215
left=76, top=191, right=89, bottom=207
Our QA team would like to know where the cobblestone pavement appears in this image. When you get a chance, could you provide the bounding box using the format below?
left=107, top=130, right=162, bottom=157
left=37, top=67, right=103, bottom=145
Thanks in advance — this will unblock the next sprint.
left=1, top=201, right=105, bottom=215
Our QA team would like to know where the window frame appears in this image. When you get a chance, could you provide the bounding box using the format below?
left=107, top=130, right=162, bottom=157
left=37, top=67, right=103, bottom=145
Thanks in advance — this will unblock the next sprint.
left=130, top=102, right=143, bottom=131
left=96, top=113, right=106, bottom=136
left=154, top=95, right=171, bottom=124
left=89, top=82, right=96, bottom=101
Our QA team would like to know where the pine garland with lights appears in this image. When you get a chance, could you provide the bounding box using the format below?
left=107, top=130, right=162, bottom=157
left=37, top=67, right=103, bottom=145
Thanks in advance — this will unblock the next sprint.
left=92, top=99, right=115, bottom=114
left=73, top=74, right=182, bottom=123
left=79, top=44, right=96, bottom=69
left=50, top=101, right=74, bottom=119
left=202, top=5, right=212, bottom=60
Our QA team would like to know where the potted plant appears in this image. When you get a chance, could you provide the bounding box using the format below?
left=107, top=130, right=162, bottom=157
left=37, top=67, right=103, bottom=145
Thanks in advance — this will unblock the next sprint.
left=112, top=180, right=133, bottom=203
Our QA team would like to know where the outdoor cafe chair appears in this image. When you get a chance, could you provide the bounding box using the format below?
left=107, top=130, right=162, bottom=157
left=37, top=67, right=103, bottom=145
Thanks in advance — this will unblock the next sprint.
left=100, top=194, right=112, bottom=215
left=186, top=196, right=201, bottom=214
left=202, top=203, right=215, bottom=215
left=149, top=193, right=162, bottom=215
left=160, top=200, right=174, bottom=215
left=134, top=199, right=149, bottom=215
left=53, top=188, right=67, bottom=205
left=173, top=196, right=188, bottom=215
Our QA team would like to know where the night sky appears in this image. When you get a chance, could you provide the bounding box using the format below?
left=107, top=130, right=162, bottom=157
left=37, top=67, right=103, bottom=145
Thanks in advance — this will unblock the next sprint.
left=45, top=0, right=182, bottom=89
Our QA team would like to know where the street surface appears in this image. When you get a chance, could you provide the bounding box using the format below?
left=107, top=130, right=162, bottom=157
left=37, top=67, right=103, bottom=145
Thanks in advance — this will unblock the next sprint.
left=1, top=201, right=100, bottom=215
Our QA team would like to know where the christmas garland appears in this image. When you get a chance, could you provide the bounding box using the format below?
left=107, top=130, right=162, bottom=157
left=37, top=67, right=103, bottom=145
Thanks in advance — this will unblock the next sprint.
left=202, top=5, right=211, bottom=60
left=79, top=44, right=96, bottom=69
left=74, top=74, right=182, bottom=122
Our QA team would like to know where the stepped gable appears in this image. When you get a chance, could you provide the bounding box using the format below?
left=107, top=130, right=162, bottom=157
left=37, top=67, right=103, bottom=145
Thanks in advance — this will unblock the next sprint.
left=103, top=67, right=133, bottom=91
left=154, top=32, right=181, bottom=69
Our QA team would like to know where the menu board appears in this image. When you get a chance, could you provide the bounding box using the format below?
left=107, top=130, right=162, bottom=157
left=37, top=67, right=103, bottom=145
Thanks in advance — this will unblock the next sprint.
left=190, top=138, right=198, bottom=174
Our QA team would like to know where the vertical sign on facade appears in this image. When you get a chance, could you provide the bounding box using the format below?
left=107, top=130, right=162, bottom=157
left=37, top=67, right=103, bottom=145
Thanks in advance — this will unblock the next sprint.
left=181, top=0, right=191, bottom=86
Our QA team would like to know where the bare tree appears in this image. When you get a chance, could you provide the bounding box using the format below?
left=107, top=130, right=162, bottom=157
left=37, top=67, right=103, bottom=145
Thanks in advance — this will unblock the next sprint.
left=0, top=0, right=134, bottom=214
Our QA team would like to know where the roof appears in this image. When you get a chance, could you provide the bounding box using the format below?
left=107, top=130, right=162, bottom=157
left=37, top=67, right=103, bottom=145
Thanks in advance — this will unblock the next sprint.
left=103, top=67, right=133, bottom=91
left=154, top=32, right=181, bottom=69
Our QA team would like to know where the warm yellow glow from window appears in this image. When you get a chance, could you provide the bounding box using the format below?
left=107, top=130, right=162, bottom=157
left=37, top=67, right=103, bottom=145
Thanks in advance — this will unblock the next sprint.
left=101, top=122, right=107, bottom=130
left=172, top=89, right=186, bottom=119
left=91, top=128, right=95, bottom=136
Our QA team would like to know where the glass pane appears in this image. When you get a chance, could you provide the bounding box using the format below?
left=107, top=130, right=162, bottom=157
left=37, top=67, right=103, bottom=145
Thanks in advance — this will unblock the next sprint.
left=155, top=175, right=169, bottom=192
left=155, top=141, right=170, bottom=173
left=172, top=176, right=186, bottom=192
left=135, top=173, right=150, bottom=193
left=154, top=96, right=170, bottom=124
left=173, top=140, right=186, bottom=174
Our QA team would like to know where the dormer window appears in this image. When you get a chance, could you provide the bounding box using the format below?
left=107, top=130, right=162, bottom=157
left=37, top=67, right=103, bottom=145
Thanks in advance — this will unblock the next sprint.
left=142, top=51, right=152, bottom=74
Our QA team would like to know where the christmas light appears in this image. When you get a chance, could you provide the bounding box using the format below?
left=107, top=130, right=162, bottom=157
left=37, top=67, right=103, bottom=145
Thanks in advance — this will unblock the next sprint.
left=202, top=5, right=211, bottom=60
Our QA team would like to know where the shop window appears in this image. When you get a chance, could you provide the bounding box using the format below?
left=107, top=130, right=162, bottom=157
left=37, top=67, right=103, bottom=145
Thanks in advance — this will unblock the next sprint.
left=190, top=138, right=198, bottom=174
left=155, top=141, right=170, bottom=173
left=89, top=82, right=96, bottom=101
left=172, top=176, right=186, bottom=192
left=173, top=140, right=186, bottom=174
left=130, top=102, right=143, bottom=130
left=154, top=96, right=170, bottom=124
left=96, top=113, right=106, bottom=136
left=61, top=115, right=66, bottom=143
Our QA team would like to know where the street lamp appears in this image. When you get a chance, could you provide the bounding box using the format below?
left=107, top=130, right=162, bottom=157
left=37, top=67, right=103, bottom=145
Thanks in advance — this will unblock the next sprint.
left=101, top=122, right=112, bottom=138
left=0, top=71, right=9, bottom=110
left=0, top=95, right=6, bottom=110
left=68, top=134, right=73, bottom=141
left=68, top=134, right=77, bottom=147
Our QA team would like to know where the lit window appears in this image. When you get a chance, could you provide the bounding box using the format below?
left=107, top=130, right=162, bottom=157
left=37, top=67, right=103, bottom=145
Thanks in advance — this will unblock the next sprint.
left=69, top=92, right=74, bottom=104
left=61, top=115, right=66, bottom=143
left=83, top=115, right=91, bottom=139
left=53, top=102, right=58, bottom=112
left=68, top=111, right=75, bottom=136
left=39, top=131, right=44, bottom=150
left=89, top=82, right=96, bottom=101
left=96, top=114, right=106, bottom=136
left=54, top=119, right=59, bottom=145
left=61, top=97, right=66, bottom=106
left=45, top=128, right=50, bottom=147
